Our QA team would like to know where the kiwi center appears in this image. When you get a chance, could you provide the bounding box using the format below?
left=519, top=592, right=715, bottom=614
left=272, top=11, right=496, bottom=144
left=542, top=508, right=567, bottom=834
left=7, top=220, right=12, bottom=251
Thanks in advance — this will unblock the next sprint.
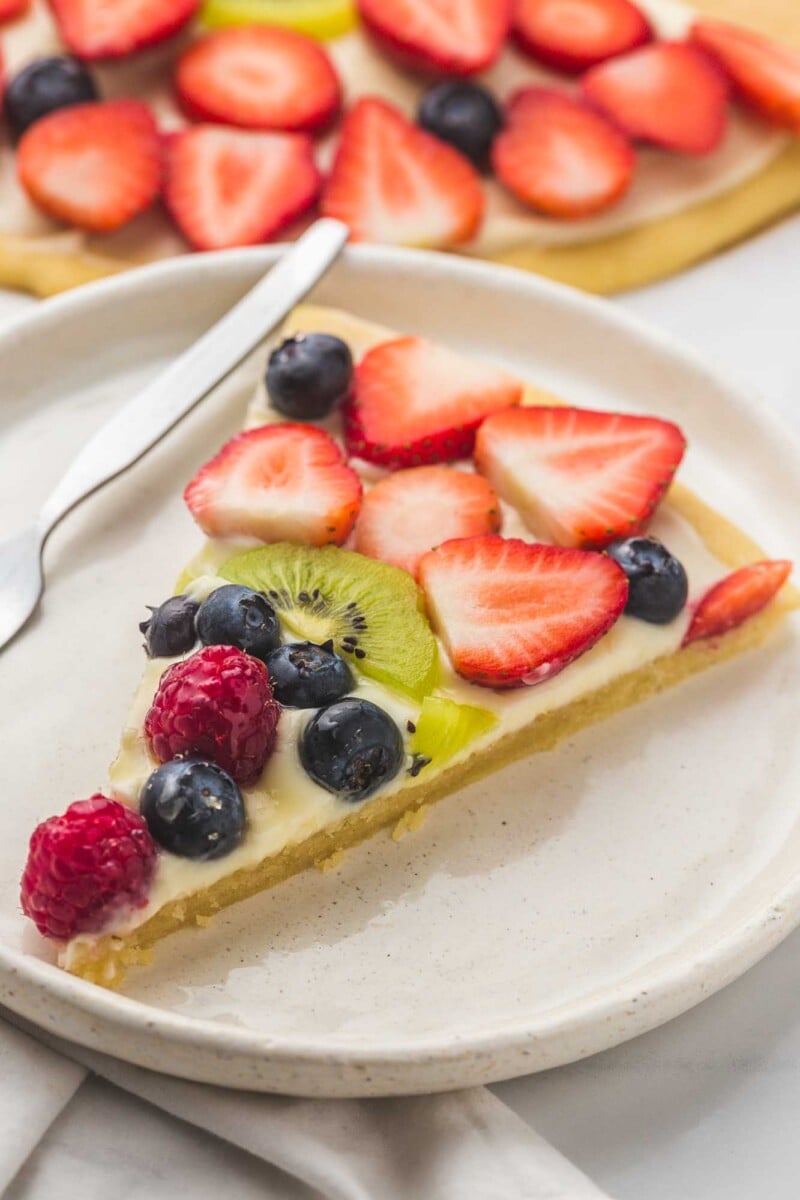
left=259, top=584, right=369, bottom=660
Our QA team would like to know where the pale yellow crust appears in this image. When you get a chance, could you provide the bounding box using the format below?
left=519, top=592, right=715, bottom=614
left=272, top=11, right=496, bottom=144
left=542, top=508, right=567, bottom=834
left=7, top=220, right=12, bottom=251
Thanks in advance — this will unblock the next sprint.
left=1, top=3, right=799, bottom=299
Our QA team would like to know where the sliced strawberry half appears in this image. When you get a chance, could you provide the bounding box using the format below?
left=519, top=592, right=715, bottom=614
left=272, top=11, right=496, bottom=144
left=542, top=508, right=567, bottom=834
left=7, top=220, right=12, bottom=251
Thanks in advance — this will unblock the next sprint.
left=321, top=98, right=484, bottom=248
left=48, top=0, right=199, bottom=61
left=356, top=466, right=501, bottom=579
left=184, top=423, right=362, bottom=546
left=512, top=0, right=651, bottom=74
left=492, top=88, right=634, bottom=218
left=684, top=559, right=792, bottom=646
left=475, top=406, right=686, bottom=549
left=0, top=0, right=30, bottom=21
left=17, top=99, right=161, bottom=233
left=175, top=27, right=341, bottom=133
left=345, top=336, right=522, bottom=470
left=419, top=535, right=628, bottom=687
left=582, top=42, right=729, bottom=155
left=164, top=126, right=321, bottom=251
left=692, top=20, right=800, bottom=135
left=357, top=0, right=511, bottom=75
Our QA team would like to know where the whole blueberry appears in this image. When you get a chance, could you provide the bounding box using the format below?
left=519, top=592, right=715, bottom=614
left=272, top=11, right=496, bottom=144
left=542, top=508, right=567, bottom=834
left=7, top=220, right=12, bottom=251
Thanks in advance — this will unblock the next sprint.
left=196, top=585, right=281, bottom=662
left=607, top=536, right=688, bottom=624
left=266, top=641, right=353, bottom=708
left=140, top=595, right=199, bottom=658
left=299, top=698, right=404, bottom=802
left=6, top=56, right=98, bottom=141
left=418, top=80, right=503, bottom=170
left=141, top=759, right=246, bottom=860
left=266, top=333, right=353, bottom=420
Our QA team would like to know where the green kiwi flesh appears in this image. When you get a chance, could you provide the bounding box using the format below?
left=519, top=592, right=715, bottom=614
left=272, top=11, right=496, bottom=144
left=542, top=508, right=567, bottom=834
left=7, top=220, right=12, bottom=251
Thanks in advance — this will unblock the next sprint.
left=411, top=696, right=498, bottom=766
left=220, top=542, right=439, bottom=700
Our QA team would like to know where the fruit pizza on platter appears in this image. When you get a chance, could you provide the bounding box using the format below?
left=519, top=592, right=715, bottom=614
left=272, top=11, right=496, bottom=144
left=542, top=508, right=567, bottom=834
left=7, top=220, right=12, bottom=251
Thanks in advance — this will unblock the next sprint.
left=0, top=0, right=798, bottom=295
left=19, top=305, right=796, bottom=987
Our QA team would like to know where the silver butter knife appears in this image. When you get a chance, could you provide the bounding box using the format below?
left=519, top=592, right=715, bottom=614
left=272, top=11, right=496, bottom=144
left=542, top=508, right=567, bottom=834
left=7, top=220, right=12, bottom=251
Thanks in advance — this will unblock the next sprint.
left=0, top=217, right=350, bottom=651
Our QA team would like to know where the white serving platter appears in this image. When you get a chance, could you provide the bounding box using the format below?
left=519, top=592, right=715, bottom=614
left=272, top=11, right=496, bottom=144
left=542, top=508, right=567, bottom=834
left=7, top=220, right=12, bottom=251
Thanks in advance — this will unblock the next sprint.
left=0, top=245, right=797, bottom=1097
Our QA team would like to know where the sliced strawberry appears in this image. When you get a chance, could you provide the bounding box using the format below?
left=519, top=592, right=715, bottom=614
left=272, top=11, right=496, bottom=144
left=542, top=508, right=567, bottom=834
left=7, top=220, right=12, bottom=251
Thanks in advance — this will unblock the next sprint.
left=175, top=27, right=341, bottom=133
left=474, top=406, right=686, bottom=549
left=692, top=20, right=800, bottom=135
left=321, top=98, right=484, bottom=248
left=512, top=0, right=651, bottom=74
left=47, top=0, right=199, bottom=61
left=345, top=336, right=522, bottom=470
left=164, top=126, right=321, bottom=251
left=0, top=0, right=30, bottom=21
left=357, top=0, right=511, bottom=75
left=683, top=560, right=792, bottom=646
left=582, top=42, right=729, bottom=155
left=17, top=99, right=161, bottom=233
left=184, top=423, right=362, bottom=546
left=356, top=466, right=501, bottom=579
left=419, top=535, right=628, bottom=687
left=492, top=88, right=634, bottom=218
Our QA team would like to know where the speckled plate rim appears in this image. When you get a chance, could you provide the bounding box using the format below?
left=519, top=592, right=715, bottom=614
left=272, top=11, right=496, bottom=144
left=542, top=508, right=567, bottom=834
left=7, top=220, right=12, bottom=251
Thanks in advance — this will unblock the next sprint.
left=0, top=243, right=798, bottom=1097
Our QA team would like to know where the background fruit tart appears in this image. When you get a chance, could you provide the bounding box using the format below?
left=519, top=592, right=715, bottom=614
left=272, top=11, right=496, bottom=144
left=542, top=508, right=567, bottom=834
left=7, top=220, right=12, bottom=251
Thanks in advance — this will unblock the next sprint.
left=0, top=0, right=798, bottom=297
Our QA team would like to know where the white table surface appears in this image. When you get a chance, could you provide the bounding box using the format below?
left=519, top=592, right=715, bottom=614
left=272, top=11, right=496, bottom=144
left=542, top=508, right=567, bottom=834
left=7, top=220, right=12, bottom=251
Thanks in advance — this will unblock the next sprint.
left=4, top=216, right=800, bottom=1199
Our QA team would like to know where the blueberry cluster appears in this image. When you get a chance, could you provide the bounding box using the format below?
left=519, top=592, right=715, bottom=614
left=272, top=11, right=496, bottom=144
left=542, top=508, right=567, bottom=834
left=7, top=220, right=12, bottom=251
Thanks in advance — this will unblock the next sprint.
left=138, top=582, right=405, bottom=859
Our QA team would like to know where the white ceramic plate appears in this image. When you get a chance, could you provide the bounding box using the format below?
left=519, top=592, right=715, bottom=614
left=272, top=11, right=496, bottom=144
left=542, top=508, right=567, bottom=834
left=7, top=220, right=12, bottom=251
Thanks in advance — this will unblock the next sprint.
left=0, top=247, right=798, bottom=1098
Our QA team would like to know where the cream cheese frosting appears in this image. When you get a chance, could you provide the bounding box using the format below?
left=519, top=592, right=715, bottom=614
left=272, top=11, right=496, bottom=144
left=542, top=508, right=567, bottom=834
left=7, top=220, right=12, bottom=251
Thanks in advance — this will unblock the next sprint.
left=0, top=0, right=789, bottom=255
left=61, top=304, right=732, bottom=969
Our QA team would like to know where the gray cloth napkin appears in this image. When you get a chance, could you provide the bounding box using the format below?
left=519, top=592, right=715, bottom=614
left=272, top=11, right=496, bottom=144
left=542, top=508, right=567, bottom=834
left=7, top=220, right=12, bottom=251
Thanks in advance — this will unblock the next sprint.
left=0, top=1015, right=611, bottom=1199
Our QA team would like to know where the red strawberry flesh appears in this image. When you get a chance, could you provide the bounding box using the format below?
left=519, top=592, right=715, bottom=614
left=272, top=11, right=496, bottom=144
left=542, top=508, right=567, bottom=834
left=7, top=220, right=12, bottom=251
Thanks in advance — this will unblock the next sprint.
left=321, top=97, right=484, bottom=248
left=512, top=0, right=652, bottom=74
left=175, top=26, right=341, bottom=133
left=357, top=0, right=512, bottom=75
left=356, top=465, right=502, bottom=578
left=17, top=98, right=161, bottom=233
left=419, top=535, right=628, bottom=687
left=475, top=405, right=686, bottom=549
left=492, top=87, right=635, bottom=218
left=582, top=41, right=729, bottom=155
left=0, top=0, right=29, bottom=21
left=164, top=126, right=321, bottom=251
left=48, top=0, right=199, bottom=61
left=684, top=559, right=792, bottom=645
left=184, top=422, right=362, bottom=546
left=345, top=336, right=523, bottom=469
left=692, top=19, right=800, bottom=134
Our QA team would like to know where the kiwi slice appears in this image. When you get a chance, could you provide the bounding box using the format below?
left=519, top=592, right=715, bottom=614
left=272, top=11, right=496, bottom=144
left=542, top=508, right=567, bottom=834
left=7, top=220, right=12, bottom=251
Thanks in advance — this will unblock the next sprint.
left=411, top=696, right=498, bottom=767
left=219, top=543, right=439, bottom=700
left=200, top=0, right=357, bottom=39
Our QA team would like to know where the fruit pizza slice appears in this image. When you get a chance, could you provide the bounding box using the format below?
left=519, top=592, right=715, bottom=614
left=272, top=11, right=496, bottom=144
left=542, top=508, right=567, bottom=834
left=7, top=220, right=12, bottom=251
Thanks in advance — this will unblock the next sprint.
left=20, top=306, right=796, bottom=986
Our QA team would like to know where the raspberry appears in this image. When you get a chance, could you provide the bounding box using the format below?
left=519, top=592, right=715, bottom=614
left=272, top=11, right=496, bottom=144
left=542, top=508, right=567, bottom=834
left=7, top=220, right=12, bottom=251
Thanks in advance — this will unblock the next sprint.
left=20, top=796, right=157, bottom=941
left=145, top=644, right=279, bottom=786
